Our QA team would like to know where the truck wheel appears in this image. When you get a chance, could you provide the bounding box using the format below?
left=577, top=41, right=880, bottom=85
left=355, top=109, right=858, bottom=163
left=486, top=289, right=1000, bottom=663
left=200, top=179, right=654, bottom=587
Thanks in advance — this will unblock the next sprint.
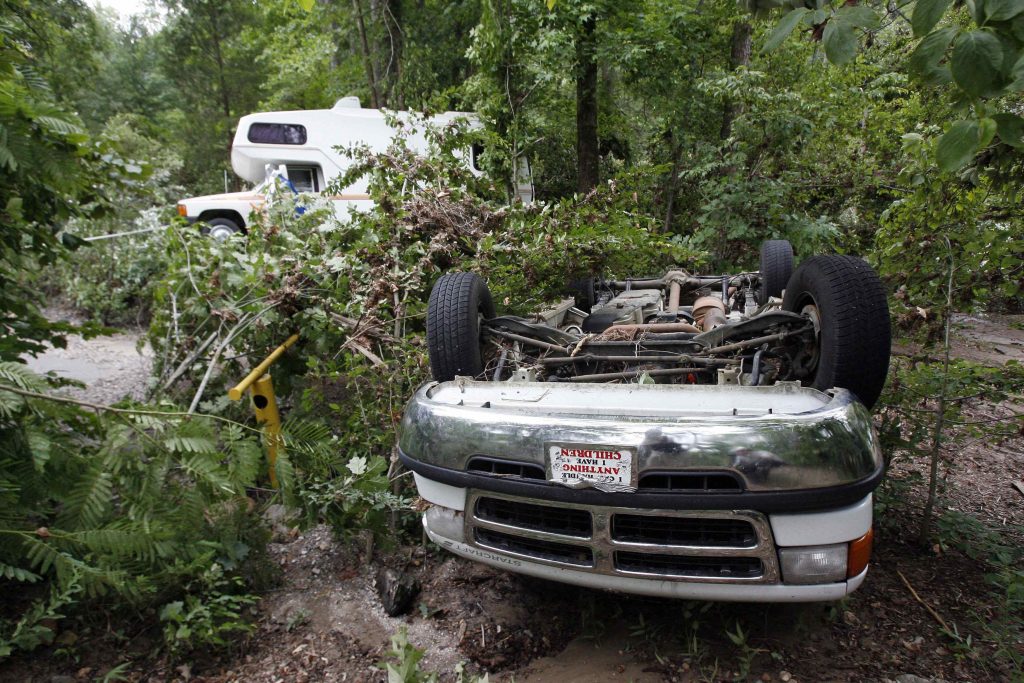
left=758, top=239, right=794, bottom=303
left=567, top=276, right=597, bottom=312
left=782, top=255, right=890, bottom=408
left=427, top=272, right=496, bottom=382
left=202, top=217, right=242, bottom=241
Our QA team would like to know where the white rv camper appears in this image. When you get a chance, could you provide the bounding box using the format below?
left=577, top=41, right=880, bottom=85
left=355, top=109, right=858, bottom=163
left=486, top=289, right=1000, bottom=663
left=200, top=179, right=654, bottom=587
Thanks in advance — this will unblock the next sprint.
left=177, top=97, right=534, bottom=239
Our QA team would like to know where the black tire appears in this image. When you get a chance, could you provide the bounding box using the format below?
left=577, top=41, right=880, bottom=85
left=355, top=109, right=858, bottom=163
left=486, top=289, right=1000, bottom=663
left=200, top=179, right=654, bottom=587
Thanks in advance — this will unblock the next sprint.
left=201, top=217, right=242, bottom=240
left=567, top=276, right=597, bottom=312
left=427, top=272, right=496, bottom=382
left=782, top=255, right=891, bottom=408
left=758, top=239, right=794, bottom=303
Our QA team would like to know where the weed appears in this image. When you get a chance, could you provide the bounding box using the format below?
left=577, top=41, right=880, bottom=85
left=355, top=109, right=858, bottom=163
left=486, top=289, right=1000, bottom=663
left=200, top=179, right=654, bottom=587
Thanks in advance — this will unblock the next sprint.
left=158, top=563, right=258, bottom=657
left=381, top=627, right=438, bottom=683
left=285, top=609, right=310, bottom=632
left=725, top=621, right=766, bottom=681
left=936, top=510, right=1024, bottom=677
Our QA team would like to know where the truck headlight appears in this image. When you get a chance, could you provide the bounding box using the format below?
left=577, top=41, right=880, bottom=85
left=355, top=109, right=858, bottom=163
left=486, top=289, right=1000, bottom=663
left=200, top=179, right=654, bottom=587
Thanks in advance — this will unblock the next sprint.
left=779, top=544, right=848, bottom=584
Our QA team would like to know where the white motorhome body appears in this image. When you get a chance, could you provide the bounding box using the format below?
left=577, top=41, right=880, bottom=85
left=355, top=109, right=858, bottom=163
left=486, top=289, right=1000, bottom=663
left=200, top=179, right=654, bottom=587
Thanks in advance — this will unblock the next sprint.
left=177, top=97, right=533, bottom=237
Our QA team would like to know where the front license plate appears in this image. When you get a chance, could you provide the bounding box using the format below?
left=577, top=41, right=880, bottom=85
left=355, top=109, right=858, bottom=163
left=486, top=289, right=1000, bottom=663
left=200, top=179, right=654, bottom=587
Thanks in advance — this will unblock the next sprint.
left=549, top=445, right=636, bottom=492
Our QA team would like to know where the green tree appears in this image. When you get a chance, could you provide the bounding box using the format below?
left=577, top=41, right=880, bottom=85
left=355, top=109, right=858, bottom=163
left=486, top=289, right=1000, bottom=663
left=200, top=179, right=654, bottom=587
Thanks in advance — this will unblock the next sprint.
left=159, top=0, right=268, bottom=191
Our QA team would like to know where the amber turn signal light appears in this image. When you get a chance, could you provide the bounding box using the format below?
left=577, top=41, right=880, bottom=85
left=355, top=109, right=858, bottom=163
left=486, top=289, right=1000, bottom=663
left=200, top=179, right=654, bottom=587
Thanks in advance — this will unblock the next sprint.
left=176, top=204, right=187, bottom=217
left=847, top=528, right=873, bottom=578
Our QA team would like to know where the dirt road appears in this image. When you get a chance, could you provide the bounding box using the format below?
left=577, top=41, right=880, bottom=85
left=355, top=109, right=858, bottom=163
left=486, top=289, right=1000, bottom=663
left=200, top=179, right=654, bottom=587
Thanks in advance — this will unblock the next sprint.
left=23, top=309, right=152, bottom=404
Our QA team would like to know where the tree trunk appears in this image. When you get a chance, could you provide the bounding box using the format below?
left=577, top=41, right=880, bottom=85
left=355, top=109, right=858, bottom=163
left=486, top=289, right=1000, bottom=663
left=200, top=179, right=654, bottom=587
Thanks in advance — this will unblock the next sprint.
left=719, top=20, right=752, bottom=140
left=352, top=0, right=380, bottom=108
left=576, top=16, right=599, bottom=194
left=382, top=0, right=403, bottom=108
left=661, top=131, right=684, bottom=233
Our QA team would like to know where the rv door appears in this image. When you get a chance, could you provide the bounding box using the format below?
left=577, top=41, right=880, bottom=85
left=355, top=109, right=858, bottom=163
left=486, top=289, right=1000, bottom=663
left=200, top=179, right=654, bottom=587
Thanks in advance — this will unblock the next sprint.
left=516, top=157, right=534, bottom=204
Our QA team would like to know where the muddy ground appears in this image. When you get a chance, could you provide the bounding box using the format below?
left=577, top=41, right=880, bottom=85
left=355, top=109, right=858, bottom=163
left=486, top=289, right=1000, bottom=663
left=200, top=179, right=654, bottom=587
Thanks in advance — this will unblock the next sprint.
left=3, top=313, right=1022, bottom=683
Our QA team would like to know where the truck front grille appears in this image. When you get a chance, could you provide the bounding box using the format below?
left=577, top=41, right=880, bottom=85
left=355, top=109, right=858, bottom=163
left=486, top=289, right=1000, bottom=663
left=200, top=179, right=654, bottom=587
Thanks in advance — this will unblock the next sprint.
left=615, top=552, right=763, bottom=578
left=475, top=497, right=592, bottom=538
left=611, top=514, right=756, bottom=547
left=467, top=456, right=546, bottom=480
left=464, top=492, right=779, bottom=584
left=474, top=528, right=593, bottom=566
left=637, top=471, right=743, bottom=492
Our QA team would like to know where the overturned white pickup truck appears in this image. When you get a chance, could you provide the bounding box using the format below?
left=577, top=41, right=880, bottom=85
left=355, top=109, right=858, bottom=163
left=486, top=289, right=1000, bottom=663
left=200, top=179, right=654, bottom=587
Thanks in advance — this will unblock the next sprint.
left=399, top=241, right=890, bottom=601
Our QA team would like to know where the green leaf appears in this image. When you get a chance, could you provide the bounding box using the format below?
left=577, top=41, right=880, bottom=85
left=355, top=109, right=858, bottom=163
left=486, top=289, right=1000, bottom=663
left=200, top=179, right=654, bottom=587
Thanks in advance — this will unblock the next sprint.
left=992, top=113, right=1024, bottom=147
left=951, top=30, right=1004, bottom=97
left=1012, top=13, right=1024, bottom=40
left=294, top=0, right=315, bottom=10
left=6, top=196, right=22, bottom=221
left=1009, top=53, right=1024, bottom=90
left=908, top=27, right=957, bottom=84
left=981, top=0, right=1024, bottom=22
left=824, top=19, right=859, bottom=65
left=839, top=5, right=880, bottom=29
left=936, top=120, right=981, bottom=171
left=913, top=0, right=954, bottom=36
left=978, top=116, right=998, bottom=147
left=762, top=8, right=809, bottom=54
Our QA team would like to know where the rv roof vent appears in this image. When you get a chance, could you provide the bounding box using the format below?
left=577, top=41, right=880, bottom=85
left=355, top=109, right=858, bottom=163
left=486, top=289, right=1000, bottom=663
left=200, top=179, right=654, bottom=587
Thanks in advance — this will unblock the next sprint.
left=333, top=96, right=361, bottom=110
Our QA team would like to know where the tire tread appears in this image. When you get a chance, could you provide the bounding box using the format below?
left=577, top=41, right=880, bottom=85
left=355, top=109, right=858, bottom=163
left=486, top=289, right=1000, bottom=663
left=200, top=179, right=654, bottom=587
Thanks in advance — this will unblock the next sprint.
left=427, top=273, right=494, bottom=381
left=782, top=255, right=890, bottom=408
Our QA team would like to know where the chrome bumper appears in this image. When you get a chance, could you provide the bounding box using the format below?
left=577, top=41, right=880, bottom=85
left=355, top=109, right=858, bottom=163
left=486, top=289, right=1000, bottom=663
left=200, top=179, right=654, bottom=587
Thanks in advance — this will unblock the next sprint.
left=421, top=491, right=872, bottom=601
left=399, top=380, right=884, bottom=510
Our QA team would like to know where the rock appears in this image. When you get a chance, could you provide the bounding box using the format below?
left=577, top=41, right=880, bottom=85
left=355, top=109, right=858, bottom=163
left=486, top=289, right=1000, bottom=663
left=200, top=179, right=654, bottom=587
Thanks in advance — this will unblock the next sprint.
left=263, top=503, right=300, bottom=540
left=375, top=566, right=420, bottom=617
left=895, top=676, right=935, bottom=683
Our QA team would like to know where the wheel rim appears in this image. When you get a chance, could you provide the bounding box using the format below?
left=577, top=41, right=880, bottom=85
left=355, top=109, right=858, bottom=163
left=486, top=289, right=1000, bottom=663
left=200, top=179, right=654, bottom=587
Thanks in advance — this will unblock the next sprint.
left=801, top=302, right=820, bottom=335
left=799, top=299, right=822, bottom=377
left=209, top=225, right=235, bottom=241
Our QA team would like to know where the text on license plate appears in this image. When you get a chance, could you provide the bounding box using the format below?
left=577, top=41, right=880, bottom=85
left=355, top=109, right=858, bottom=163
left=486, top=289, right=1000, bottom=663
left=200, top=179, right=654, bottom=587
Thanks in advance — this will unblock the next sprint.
left=549, top=445, right=634, bottom=488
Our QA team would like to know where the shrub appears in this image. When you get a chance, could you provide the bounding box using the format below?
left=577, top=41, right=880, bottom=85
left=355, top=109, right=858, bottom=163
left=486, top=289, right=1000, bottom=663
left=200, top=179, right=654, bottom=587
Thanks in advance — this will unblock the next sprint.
left=0, top=362, right=274, bottom=659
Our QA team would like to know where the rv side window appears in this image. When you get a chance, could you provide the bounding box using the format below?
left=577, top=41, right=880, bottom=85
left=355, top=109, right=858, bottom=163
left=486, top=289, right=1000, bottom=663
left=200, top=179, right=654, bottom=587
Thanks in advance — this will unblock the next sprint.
left=248, top=123, right=307, bottom=145
left=286, top=166, right=319, bottom=193
left=471, top=143, right=485, bottom=172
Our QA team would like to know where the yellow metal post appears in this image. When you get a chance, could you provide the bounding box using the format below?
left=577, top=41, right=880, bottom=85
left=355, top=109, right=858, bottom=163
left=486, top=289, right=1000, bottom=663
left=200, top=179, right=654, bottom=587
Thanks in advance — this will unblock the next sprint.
left=250, top=374, right=283, bottom=487
left=227, top=334, right=298, bottom=488
left=228, top=334, right=300, bottom=401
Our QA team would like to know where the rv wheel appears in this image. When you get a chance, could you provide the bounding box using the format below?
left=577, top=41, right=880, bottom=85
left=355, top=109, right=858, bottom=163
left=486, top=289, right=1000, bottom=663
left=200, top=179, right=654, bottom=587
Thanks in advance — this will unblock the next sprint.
left=202, top=217, right=242, bottom=241
left=426, top=272, right=495, bottom=382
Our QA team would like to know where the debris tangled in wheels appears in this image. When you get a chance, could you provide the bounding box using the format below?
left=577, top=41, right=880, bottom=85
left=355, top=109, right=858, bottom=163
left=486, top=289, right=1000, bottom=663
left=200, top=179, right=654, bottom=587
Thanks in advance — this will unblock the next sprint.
left=426, top=243, right=890, bottom=408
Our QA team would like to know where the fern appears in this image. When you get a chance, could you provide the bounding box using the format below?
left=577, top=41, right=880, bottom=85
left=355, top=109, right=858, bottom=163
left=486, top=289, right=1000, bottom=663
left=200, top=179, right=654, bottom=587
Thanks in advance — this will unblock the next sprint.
left=23, top=427, right=50, bottom=472
left=163, top=434, right=217, bottom=454
left=21, top=535, right=125, bottom=596
left=180, top=453, right=235, bottom=494
left=60, top=465, right=113, bottom=530
left=34, top=115, right=83, bottom=137
left=273, top=448, right=298, bottom=507
left=0, top=561, right=40, bottom=583
left=67, top=525, right=164, bottom=563
left=0, top=362, right=48, bottom=391
left=0, top=389, right=22, bottom=418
